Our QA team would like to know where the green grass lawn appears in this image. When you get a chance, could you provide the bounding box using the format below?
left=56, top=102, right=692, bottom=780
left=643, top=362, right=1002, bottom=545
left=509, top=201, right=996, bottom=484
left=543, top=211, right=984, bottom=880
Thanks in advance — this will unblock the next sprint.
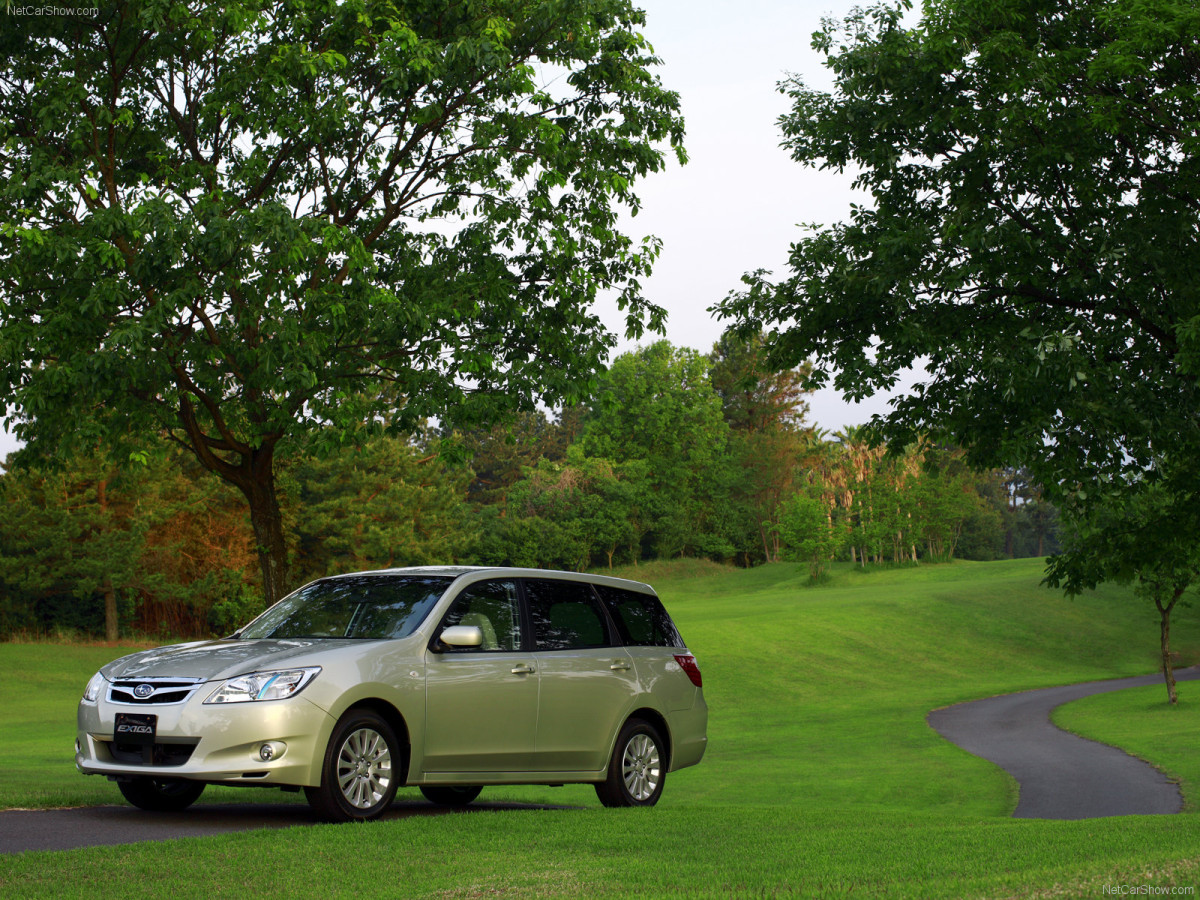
left=3, top=558, right=1198, bottom=898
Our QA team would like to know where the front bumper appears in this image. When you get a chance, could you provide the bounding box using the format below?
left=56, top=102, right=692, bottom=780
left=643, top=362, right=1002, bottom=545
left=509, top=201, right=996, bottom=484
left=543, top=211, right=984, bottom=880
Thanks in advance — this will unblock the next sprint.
left=77, top=690, right=334, bottom=787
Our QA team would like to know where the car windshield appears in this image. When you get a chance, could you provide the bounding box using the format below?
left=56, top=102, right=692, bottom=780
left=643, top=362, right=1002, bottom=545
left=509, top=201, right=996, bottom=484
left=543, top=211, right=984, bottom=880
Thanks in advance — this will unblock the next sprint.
left=239, top=575, right=453, bottom=641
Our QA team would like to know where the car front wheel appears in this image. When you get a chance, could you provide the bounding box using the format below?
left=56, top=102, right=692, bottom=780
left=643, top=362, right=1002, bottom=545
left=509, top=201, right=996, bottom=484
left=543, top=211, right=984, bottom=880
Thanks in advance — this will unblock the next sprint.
left=117, top=777, right=205, bottom=812
left=305, top=710, right=399, bottom=822
left=595, top=718, right=666, bottom=808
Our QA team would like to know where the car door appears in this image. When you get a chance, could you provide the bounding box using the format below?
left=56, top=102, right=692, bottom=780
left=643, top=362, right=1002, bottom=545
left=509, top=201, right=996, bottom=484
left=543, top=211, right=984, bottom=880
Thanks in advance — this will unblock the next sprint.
left=524, top=578, right=637, bottom=773
left=422, top=578, right=538, bottom=774
left=593, top=583, right=697, bottom=712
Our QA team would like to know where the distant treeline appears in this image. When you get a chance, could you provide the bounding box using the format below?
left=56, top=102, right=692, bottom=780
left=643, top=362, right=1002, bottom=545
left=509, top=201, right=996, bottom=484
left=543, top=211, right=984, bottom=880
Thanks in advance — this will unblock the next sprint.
left=0, top=335, right=1058, bottom=639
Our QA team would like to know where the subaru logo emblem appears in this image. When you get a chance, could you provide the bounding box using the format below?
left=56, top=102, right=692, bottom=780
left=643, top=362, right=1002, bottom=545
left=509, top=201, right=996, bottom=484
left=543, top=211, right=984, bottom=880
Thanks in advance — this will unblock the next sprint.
left=133, top=684, right=155, bottom=699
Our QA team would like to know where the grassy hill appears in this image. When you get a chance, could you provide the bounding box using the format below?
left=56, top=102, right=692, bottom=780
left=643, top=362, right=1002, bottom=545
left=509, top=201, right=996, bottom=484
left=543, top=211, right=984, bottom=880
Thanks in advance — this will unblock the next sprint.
left=2, top=558, right=1198, bottom=898
left=646, top=557, right=1200, bottom=816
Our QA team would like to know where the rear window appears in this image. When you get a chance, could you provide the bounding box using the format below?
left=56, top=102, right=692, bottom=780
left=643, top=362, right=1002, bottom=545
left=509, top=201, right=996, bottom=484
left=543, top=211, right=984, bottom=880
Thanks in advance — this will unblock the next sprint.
left=594, top=585, right=684, bottom=648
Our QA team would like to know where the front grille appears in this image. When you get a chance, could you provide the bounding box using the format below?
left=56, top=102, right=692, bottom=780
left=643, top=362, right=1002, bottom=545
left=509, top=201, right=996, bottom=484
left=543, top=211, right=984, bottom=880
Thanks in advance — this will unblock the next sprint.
left=108, top=678, right=205, bottom=706
left=109, top=739, right=199, bottom=767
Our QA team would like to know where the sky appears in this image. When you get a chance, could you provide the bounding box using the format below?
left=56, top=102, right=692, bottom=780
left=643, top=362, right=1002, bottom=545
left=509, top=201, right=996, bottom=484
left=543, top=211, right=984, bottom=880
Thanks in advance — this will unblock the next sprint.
left=601, top=0, right=911, bottom=433
left=0, top=0, right=912, bottom=460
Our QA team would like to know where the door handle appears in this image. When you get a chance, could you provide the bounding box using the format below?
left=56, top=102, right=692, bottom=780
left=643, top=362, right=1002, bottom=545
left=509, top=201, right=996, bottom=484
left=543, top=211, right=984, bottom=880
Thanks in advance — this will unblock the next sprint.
left=610, top=661, right=632, bottom=672
left=511, top=664, right=536, bottom=675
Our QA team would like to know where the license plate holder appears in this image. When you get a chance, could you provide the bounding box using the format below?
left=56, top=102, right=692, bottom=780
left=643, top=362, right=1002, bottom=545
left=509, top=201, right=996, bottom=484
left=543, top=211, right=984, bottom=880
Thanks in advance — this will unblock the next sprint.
left=114, top=713, right=157, bottom=764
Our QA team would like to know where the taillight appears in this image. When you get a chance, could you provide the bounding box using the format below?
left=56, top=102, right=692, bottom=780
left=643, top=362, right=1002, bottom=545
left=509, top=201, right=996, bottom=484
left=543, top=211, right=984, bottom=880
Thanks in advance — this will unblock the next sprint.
left=674, top=654, right=702, bottom=688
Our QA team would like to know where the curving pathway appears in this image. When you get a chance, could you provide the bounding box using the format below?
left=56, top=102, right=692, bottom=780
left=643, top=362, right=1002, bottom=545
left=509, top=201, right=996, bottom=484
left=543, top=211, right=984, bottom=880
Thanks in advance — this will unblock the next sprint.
left=928, top=667, right=1200, bottom=819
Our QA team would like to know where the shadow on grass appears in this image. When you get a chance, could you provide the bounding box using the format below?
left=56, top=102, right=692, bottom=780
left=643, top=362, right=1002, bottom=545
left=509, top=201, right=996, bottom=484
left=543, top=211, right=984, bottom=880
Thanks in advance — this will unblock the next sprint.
left=0, top=799, right=584, bottom=855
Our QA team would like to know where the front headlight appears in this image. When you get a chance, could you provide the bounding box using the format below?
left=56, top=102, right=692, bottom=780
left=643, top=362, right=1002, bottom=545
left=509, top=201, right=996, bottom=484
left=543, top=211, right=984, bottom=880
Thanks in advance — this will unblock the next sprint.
left=204, top=667, right=321, bottom=704
left=82, top=671, right=106, bottom=703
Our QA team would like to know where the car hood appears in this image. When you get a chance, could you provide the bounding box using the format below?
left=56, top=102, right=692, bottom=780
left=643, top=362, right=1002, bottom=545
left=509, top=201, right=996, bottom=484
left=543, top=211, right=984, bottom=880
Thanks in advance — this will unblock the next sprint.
left=101, top=638, right=363, bottom=683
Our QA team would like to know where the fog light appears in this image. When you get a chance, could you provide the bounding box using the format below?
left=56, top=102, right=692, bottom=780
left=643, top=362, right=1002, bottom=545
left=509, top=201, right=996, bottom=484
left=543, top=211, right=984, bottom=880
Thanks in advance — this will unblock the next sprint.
left=259, top=743, right=275, bottom=761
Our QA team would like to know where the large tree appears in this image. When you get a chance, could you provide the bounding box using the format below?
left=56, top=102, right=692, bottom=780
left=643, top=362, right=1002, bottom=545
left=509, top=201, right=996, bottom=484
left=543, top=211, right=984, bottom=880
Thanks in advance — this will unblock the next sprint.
left=0, top=444, right=255, bottom=638
left=716, top=0, right=1200, bottom=699
left=0, top=0, right=684, bottom=603
left=0, top=451, right=149, bottom=641
left=453, top=409, right=573, bottom=506
left=581, top=341, right=735, bottom=559
left=709, top=331, right=812, bottom=563
left=290, top=433, right=475, bottom=582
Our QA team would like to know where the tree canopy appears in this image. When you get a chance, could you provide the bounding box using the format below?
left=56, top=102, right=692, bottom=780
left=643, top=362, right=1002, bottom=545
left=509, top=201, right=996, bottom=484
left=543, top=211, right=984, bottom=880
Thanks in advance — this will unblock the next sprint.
left=0, top=337, right=1057, bottom=640
left=715, top=0, right=1200, bottom=699
left=0, top=0, right=685, bottom=603
left=581, top=340, right=734, bottom=559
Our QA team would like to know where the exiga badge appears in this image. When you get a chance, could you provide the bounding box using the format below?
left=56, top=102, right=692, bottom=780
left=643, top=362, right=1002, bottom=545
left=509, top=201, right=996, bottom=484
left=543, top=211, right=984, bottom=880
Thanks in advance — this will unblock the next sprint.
left=114, top=713, right=156, bottom=744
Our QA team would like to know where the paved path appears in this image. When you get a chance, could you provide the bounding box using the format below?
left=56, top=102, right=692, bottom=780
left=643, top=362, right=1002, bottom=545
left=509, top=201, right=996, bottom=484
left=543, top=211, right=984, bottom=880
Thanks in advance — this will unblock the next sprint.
left=928, top=667, right=1200, bottom=819
left=0, top=799, right=575, bottom=855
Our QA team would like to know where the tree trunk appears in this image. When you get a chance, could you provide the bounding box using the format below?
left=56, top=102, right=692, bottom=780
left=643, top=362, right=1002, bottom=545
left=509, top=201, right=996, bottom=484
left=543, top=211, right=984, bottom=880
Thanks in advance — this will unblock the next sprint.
left=1157, top=592, right=1181, bottom=705
left=243, top=475, right=290, bottom=607
left=175, top=396, right=291, bottom=605
left=103, top=576, right=118, bottom=643
left=216, top=444, right=290, bottom=608
left=96, top=478, right=119, bottom=641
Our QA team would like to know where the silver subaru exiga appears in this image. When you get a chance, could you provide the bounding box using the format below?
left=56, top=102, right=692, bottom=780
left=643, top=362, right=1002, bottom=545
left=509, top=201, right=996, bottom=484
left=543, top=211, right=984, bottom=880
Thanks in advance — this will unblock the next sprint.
left=77, top=567, right=708, bottom=821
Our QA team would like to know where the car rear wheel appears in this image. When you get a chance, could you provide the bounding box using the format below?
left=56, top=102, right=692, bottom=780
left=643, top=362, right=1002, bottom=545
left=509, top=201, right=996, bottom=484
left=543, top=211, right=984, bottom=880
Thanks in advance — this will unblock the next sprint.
left=117, top=777, right=205, bottom=812
left=595, top=718, right=666, bottom=808
left=305, top=710, right=399, bottom=822
left=419, top=785, right=483, bottom=807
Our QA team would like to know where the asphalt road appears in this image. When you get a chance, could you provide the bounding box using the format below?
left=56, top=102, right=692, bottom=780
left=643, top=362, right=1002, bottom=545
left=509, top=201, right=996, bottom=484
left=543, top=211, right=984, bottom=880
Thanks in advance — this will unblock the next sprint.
left=0, top=798, right=576, bottom=855
left=928, top=667, right=1200, bottom=819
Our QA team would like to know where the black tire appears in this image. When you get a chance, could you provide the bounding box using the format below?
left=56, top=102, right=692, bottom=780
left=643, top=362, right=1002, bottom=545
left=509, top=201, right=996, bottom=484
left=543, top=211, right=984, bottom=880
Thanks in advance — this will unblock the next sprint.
left=419, top=785, right=483, bottom=807
left=595, top=718, right=667, bottom=808
left=117, top=777, right=205, bottom=812
left=305, top=710, right=400, bottom=822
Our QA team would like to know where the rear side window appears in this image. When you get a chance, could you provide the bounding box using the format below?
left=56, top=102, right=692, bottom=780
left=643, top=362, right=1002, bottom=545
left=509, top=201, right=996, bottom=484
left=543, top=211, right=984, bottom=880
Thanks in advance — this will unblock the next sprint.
left=595, top=585, right=684, bottom=649
left=525, top=579, right=612, bottom=650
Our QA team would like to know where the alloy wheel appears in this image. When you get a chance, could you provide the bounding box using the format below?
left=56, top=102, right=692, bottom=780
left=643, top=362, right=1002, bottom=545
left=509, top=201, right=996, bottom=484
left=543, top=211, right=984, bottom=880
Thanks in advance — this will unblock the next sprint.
left=621, top=733, right=661, bottom=801
left=336, top=727, right=392, bottom=809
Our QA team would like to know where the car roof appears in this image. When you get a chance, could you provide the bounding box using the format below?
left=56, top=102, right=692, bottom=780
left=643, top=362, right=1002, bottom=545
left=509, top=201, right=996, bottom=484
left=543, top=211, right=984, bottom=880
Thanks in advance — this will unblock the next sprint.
left=321, top=566, right=656, bottom=594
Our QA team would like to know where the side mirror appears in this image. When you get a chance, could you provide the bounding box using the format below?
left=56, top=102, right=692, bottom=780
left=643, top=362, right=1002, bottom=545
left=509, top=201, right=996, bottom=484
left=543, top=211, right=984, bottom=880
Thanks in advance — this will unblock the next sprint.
left=439, top=625, right=484, bottom=649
